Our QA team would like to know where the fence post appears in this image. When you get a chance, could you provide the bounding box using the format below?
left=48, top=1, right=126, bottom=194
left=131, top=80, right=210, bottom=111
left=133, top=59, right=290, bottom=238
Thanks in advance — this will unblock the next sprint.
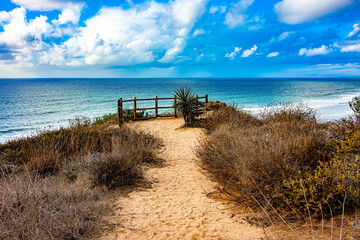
left=155, top=96, right=158, bottom=117
left=204, top=94, right=208, bottom=115
left=133, top=97, right=137, bottom=120
left=117, top=98, right=123, bottom=126
left=174, top=95, right=177, bottom=118
left=195, top=95, right=198, bottom=101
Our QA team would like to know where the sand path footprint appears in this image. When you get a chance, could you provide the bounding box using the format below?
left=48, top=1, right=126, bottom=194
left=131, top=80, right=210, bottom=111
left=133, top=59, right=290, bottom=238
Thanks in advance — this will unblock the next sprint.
left=101, top=118, right=264, bottom=240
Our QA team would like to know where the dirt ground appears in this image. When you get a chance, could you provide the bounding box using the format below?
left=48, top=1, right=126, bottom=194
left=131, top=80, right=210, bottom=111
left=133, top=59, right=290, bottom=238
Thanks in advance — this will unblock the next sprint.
left=100, top=118, right=264, bottom=240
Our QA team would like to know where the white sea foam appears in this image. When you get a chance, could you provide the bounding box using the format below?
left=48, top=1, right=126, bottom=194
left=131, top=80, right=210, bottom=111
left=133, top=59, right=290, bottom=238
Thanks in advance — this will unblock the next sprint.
left=243, top=91, right=360, bottom=122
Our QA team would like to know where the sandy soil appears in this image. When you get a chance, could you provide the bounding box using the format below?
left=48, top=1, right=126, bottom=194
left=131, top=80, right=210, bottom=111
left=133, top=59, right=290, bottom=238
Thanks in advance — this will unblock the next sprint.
left=101, top=118, right=264, bottom=240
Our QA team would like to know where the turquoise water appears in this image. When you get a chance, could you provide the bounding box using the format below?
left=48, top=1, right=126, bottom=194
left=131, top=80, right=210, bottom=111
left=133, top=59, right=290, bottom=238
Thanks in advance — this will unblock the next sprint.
left=1, top=78, right=360, bottom=143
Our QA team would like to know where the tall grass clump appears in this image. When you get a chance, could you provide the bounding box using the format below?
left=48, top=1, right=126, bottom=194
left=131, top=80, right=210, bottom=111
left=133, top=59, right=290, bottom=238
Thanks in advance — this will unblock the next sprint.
left=0, top=116, right=161, bottom=174
left=197, top=103, right=360, bottom=220
left=0, top=115, right=163, bottom=239
left=202, top=102, right=262, bottom=132
left=83, top=135, right=162, bottom=189
left=0, top=173, right=107, bottom=240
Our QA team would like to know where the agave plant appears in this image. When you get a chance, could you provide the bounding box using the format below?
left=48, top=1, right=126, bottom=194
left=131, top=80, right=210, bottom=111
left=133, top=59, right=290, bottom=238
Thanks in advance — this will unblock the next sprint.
left=175, top=87, right=203, bottom=127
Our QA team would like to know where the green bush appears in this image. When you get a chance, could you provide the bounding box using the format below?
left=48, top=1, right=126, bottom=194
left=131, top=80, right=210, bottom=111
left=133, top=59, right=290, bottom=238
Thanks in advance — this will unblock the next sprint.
left=93, top=113, right=117, bottom=125
left=275, top=130, right=360, bottom=218
left=349, top=96, right=360, bottom=120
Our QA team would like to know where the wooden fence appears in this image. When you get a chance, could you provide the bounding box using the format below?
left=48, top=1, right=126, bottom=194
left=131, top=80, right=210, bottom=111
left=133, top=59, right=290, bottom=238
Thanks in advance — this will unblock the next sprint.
left=117, top=94, right=208, bottom=125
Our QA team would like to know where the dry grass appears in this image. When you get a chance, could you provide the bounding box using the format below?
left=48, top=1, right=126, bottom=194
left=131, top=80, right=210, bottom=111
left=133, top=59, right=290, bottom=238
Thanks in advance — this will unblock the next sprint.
left=197, top=103, right=360, bottom=238
left=0, top=172, right=108, bottom=240
left=198, top=104, right=329, bottom=206
left=0, top=115, right=163, bottom=239
left=202, top=103, right=262, bottom=132
left=0, top=117, right=162, bottom=175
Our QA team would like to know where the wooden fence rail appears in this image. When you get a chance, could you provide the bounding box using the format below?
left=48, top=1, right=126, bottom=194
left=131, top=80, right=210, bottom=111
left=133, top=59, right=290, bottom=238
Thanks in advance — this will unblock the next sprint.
left=117, top=94, right=208, bottom=126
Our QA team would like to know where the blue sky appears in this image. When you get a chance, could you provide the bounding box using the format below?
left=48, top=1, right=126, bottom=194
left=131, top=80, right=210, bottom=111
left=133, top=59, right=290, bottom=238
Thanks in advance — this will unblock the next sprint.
left=0, top=0, right=359, bottom=78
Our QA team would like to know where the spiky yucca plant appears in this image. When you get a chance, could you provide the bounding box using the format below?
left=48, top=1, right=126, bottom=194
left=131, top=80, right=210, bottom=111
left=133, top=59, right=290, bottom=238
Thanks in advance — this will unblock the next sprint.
left=175, top=87, right=203, bottom=127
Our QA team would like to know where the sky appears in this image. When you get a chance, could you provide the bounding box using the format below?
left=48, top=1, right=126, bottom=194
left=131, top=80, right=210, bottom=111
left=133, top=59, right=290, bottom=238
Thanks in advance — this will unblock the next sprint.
left=0, top=0, right=360, bottom=78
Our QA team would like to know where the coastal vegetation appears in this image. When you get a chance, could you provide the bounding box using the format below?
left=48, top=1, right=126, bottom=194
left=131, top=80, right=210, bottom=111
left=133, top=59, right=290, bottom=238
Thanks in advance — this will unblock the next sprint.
left=1, top=90, right=360, bottom=238
left=0, top=116, right=163, bottom=239
left=175, top=87, right=204, bottom=127
left=197, top=99, right=360, bottom=237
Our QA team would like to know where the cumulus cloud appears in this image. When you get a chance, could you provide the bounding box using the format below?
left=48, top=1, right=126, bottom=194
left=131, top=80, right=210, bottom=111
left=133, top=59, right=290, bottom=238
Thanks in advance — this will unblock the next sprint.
left=51, top=3, right=84, bottom=25
left=241, top=44, right=257, bottom=57
left=38, top=0, right=207, bottom=66
left=11, top=0, right=79, bottom=11
left=224, top=0, right=254, bottom=28
left=299, top=45, right=331, bottom=56
left=225, top=46, right=242, bottom=60
left=0, top=7, right=51, bottom=48
left=171, top=0, right=207, bottom=35
left=275, top=0, right=353, bottom=24
left=0, top=0, right=207, bottom=68
left=0, top=3, right=84, bottom=46
left=0, top=3, right=90, bottom=67
left=209, top=6, right=227, bottom=14
left=267, top=52, right=279, bottom=57
left=347, top=23, right=360, bottom=38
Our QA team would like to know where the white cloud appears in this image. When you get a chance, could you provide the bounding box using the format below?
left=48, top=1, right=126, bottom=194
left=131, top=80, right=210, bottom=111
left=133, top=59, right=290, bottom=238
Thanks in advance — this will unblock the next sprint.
left=171, top=0, right=207, bottom=35
left=225, top=46, right=242, bottom=60
left=224, top=0, right=254, bottom=28
left=0, top=0, right=207, bottom=69
left=267, top=52, right=279, bottom=57
left=209, top=6, right=227, bottom=14
left=0, top=3, right=90, bottom=68
left=11, top=0, right=77, bottom=11
left=278, top=31, right=295, bottom=40
left=275, top=0, right=353, bottom=24
left=0, top=7, right=51, bottom=48
left=347, top=23, right=360, bottom=38
left=299, top=45, right=331, bottom=56
left=289, top=63, right=360, bottom=77
left=38, top=0, right=207, bottom=66
left=270, top=31, right=295, bottom=42
left=193, top=28, right=205, bottom=37
left=158, top=38, right=186, bottom=63
left=241, top=44, right=257, bottom=57
left=340, top=43, right=360, bottom=52
left=0, top=9, right=51, bottom=66
left=51, top=3, right=84, bottom=25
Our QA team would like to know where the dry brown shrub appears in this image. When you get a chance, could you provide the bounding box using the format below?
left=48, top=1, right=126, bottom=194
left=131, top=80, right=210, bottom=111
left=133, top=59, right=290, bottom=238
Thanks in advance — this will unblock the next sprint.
left=83, top=135, right=162, bottom=189
left=197, top=118, right=329, bottom=204
left=202, top=104, right=262, bottom=132
left=0, top=121, right=162, bottom=174
left=0, top=173, right=108, bottom=240
left=0, top=118, right=163, bottom=239
left=197, top=104, right=331, bottom=208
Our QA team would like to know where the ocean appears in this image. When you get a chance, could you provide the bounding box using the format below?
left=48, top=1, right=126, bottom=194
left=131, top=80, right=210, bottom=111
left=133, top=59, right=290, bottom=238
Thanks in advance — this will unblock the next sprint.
left=1, top=78, right=360, bottom=143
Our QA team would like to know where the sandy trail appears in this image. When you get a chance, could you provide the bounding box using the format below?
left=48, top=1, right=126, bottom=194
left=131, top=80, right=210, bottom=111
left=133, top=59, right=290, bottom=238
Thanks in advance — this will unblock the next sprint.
left=101, top=118, right=264, bottom=240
